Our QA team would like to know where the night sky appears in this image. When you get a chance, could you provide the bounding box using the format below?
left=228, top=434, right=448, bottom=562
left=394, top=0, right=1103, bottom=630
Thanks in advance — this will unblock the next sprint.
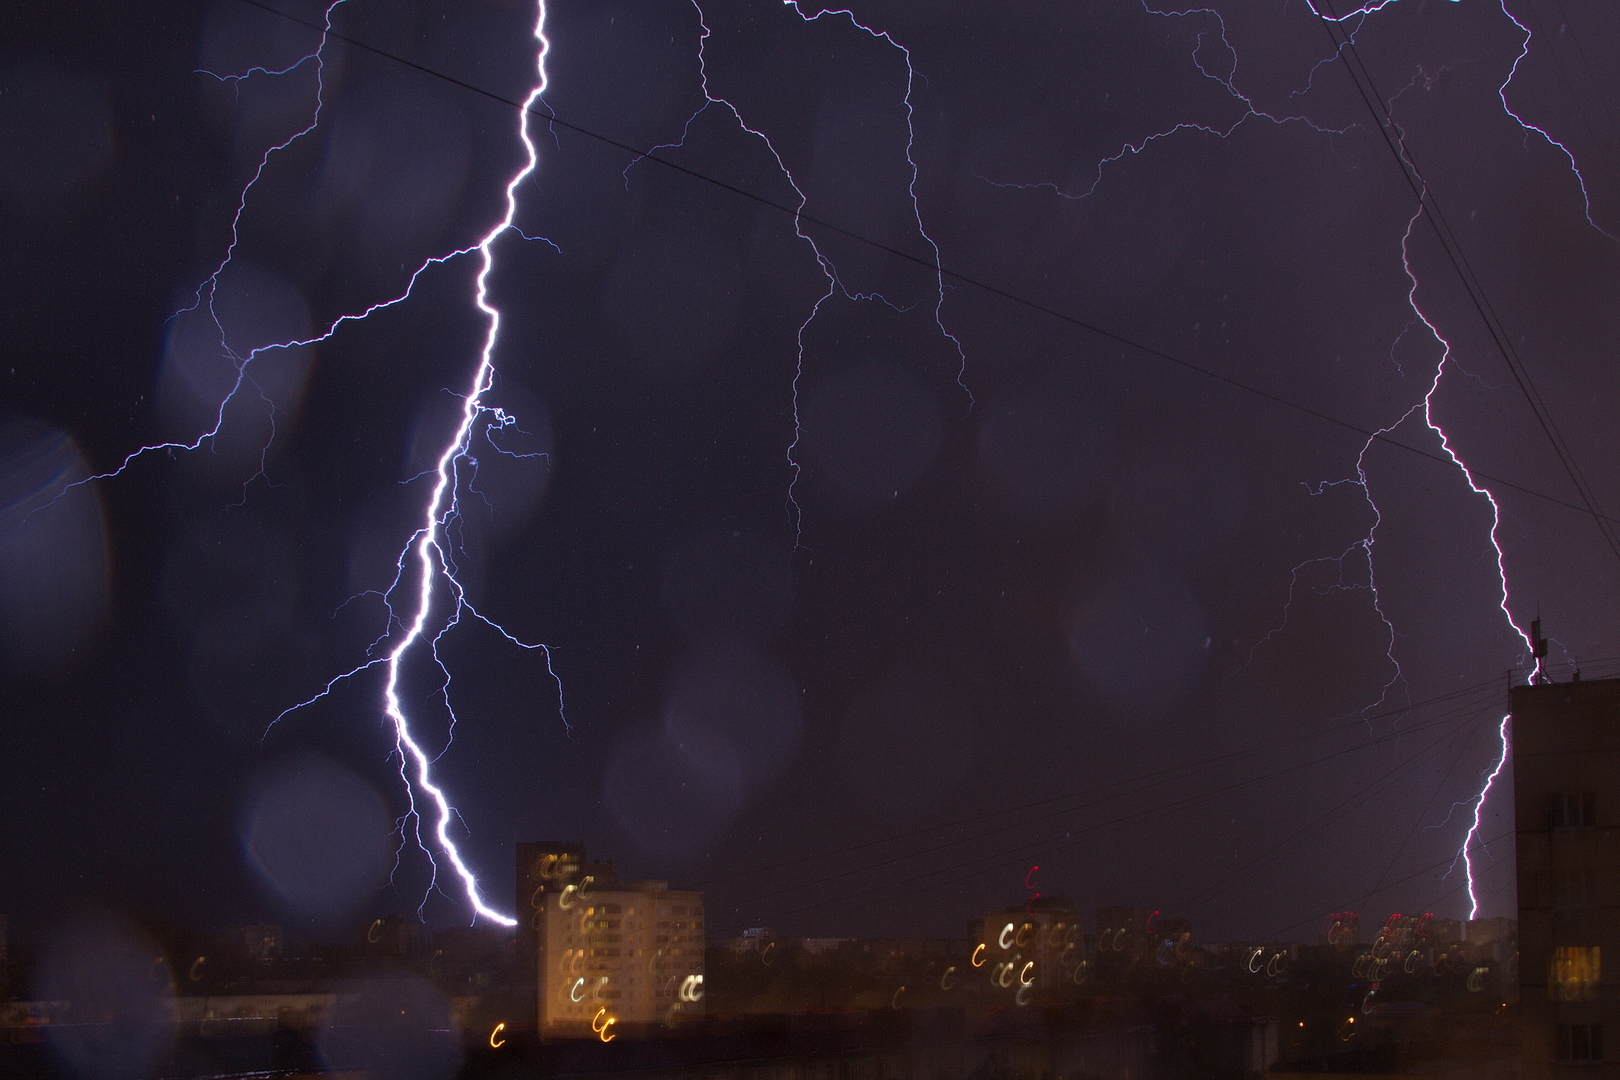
left=4, top=0, right=1618, bottom=952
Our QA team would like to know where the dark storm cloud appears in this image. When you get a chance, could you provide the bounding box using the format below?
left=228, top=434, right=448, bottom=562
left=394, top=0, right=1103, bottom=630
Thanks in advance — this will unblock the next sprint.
left=602, top=219, right=745, bottom=384
left=659, top=531, right=795, bottom=640
left=838, top=663, right=976, bottom=818
left=801, top=362, right=944, bottom=503
left=3, top=0, right=1617, bottom=947
left=0, top=59, right=112, bottom=214
left=977, top=384, right=1115, bottom=522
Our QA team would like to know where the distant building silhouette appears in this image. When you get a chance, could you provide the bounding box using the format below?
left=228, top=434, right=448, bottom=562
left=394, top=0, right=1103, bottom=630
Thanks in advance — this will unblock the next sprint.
left=238, top=922, right=281, bottom=962
left=970, top=897, right=1084, bottom=997
left=1513, top=676, right=1619, bottom=1076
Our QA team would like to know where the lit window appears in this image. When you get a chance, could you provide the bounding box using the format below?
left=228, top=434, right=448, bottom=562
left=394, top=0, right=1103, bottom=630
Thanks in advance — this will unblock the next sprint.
left=1552, top=946, right=1600, bottom=1001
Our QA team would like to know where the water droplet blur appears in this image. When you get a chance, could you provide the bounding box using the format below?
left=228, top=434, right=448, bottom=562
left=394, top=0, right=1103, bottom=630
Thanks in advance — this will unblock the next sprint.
left=0, top=418, right=109, bottom=678
left=241, top=753, right=392, bottom=918
left=33, top=916, right=173, bottom=1080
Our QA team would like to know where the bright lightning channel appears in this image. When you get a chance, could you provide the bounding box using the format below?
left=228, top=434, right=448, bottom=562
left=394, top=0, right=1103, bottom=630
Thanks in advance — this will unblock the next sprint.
left=283, top=0, right=557, bottom=927
left=1458, top=715, right=1512, bottom=920
left=1301, top=0, right=1620, bottom=918
left=375, top=0, right=555, bottom=925
left=74, top=0, right=563, bottom=927
left=1304, top=16, right=1549, bottom=920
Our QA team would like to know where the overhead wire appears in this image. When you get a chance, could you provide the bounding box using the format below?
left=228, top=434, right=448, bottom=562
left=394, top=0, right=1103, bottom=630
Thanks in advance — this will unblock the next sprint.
left=231, top=0, right=1620, bottom=533
left=1259, top=824, right=1515, bottom=944
left=1537, top=0, right=1620, bottom=162
left=691, top=674, right=1510, bottom=892
left=224, top=0, right=1606, bottom=934
left=707, top=690, right=1494, bottom=933
left=1172, top=704, right=1500, bottom=914
left=1314, top=0, right=1620, bottom=565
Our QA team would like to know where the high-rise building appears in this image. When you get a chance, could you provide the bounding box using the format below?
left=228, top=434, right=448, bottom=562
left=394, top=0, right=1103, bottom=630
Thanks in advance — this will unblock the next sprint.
left=520, top=842, right=703, bottom=1036
left=1513, top=676, right=1620, bottom=1077
left=516, top=841, right=587, bottom=987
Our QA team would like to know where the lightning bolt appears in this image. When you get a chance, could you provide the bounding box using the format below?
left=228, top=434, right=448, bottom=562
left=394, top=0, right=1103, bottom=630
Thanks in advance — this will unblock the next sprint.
left=636, top=1, right=968, bottom=538
left=973, top=1, right=1358, bottom=204
left=274, top=0, right=558, bottom=926
left=1454, top=715, right=1512, bottom=920
left=1291, top=0, right=1610, bottom=918
left=72, top=0, right=563, bottom=926
left=1309, top=0, right=1615, bottom=240
left=1303, top=5, right=1561, bottom=920
left=975, top=0, right=1595, bottom=922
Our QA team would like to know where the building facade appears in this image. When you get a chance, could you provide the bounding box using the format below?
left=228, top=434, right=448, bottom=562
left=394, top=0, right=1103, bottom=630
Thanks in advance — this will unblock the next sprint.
left=970, top=898, right=1084, bottom=999
left=537, top=873, right=704, bottom=1036
left=1514, top=677, right=1620, bottom=1078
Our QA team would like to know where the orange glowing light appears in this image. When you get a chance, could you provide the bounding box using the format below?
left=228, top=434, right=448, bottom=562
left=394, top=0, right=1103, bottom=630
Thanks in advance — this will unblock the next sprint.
left=489, top=1022, right=507, bottom=1048
left=971, top=943, right=987, bottom=967
left=1551, top=947, right=1599, bottom=1000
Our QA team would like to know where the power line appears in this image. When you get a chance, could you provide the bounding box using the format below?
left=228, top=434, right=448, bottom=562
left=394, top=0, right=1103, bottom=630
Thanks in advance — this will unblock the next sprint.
left=691, top=675, right=1508, bottom=892
left=1536, top=0, right=1620, bottom=168
left=1315, top=0, right=1620, bottom=565
left=1354, top=713, right=1482, bottom=906
left=1173, top=704, right=1499, bottom=914
left=707, top=695, right=1491, bottom=933
left=1260, top=824, right=1515, bottom=944
left=232, top=0, right=1620, bottom=530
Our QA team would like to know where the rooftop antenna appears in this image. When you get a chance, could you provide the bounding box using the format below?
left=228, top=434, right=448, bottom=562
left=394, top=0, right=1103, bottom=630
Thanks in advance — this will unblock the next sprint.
left=1530, top=616, right=1549, bottom=683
